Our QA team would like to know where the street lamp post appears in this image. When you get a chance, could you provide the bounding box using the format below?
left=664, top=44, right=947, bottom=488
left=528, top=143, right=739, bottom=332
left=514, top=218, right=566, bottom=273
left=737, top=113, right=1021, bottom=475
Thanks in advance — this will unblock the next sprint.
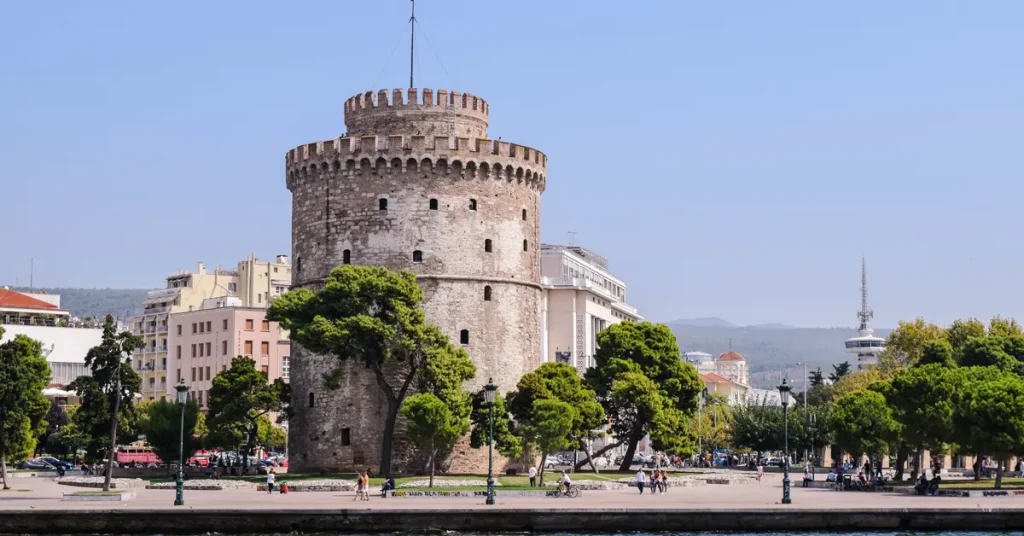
left=796, top=361, right=807, bottom=462
left=808, top=412, right=817, bottom=475
left=484, top=378, right=497, bottom=506
left=697, top=388, right=707, bottom=456
left=174, top=380, right=188, bottom=506
left=778, top=378, right=792, bottom=504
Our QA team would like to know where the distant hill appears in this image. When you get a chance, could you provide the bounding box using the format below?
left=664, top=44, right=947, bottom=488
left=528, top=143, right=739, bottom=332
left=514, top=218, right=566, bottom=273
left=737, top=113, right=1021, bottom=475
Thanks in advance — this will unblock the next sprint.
left=666, top=321, right=891, bottom=389
left=671, top=317, right=737, bottom=328
left=6, top=287, right=151, bottom=320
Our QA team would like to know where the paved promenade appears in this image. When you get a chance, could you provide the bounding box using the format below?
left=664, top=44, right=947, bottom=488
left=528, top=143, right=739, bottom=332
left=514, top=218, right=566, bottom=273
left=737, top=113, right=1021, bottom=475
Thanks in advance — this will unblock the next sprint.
left=3, top=473, right=1024, bottom=511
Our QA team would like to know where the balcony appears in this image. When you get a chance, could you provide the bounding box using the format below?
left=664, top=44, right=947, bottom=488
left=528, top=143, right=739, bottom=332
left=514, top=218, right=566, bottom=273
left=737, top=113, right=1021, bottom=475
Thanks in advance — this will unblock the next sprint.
left=158, top=324, right=169, bottom=333
left=142, top=306, right=171, bottom=315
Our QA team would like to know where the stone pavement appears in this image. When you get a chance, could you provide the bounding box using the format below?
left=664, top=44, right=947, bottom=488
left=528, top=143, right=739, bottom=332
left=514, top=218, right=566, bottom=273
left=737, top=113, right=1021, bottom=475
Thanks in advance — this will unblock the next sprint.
left=3, top=473, right=1024, bottom=511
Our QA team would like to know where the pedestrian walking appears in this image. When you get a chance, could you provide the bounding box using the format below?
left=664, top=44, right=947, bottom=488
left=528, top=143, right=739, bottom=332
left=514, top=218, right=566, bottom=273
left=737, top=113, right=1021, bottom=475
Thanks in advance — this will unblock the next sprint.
left=756, top=462, right=764, bottom=483
left=636, top=468, right=646, bottom=494
left=266, top=469, right=276, bottom=494
left=528, top=465, right=537, bottom=487
left=361, top=470, right=371, bottom=501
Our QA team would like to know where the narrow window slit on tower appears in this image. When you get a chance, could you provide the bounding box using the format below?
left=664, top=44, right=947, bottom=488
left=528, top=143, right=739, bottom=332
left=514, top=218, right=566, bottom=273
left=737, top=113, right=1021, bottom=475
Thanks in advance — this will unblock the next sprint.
left=309, top=392, right=315, bottom=408
left=485, top=239, right=492, bottom=253
left=343, top=249, right=351, bottom=264
left=484, top=286, right=492, bottom=301
left=429, top=199, right=438, bottom=210
left=460, top=329, right=470, bottom=345
left=379, top=198, right=388, bottom=210
left=522, top=209, right=527, bottom=220
left=413, top=250, right=423, bottom=263
left=469, top=199, right=477, bottom=211
left=523, top=240, right=529, bottom=252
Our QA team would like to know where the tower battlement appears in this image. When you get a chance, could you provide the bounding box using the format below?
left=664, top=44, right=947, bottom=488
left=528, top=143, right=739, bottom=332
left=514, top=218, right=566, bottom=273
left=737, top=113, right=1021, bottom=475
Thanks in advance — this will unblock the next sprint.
left=344, top=88, right=490, bottom=138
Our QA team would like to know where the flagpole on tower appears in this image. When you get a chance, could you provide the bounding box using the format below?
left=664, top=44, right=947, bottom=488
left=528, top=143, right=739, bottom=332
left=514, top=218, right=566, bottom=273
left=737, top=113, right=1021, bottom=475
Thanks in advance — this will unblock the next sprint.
left=409, top=0, right=416, bottom=88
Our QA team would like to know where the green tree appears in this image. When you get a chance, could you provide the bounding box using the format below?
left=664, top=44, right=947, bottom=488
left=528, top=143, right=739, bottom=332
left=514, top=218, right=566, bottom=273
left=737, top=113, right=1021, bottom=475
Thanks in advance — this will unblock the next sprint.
left=988, top=316, right=1023, bottom=338
left=946, top=318, right=985, bottom=359
left=730, top=398, right=782, bottom=460
left=58, top=405, right=87, bottom=461
left=0, top=327, right=51, bottom=489
left=65, top=315, right=142, bottom=491
left=401, top=393, right=464, bottom=487
left=788, top=405, right=832, bottom=463
left=586, top=322, right=703, bottom=471
left=141, top=399, right=201, bottom=470
left=469, top=391, right=522, bottom=460
left=255, top=415, right=287, bottom=451
left=206, top=356, right=290, bottom=471
left=953, top=367, right=1024, bottom=487
left=828, top=361, right=852, bottom=383
left=808, top=367, right=825, bottom=387
left=915, top=340, right=956, bottom=368
left=879, top=363, right=961, bottom=478
left=36, top=399, right=69, bottom=457
left=523, top=399, right=575, bottom=485
left=691, top=392, right=732, bottom=451
left=508, top=362, right=605, bottom=478
left=268, top=265, right=468, bottom=476
left=829, top=389, right=899, bottom=470
left=878, top=318, right=946, bottom=375
left=960, top=335, right=1024, bottom=373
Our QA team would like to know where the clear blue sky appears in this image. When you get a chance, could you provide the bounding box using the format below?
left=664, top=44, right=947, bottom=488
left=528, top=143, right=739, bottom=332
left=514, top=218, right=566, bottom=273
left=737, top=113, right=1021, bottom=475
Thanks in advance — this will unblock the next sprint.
left=3, top=1, right=1022, bottom=328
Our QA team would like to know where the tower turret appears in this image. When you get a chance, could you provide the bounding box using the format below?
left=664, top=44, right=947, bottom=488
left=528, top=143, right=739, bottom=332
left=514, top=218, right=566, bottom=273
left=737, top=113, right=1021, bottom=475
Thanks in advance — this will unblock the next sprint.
left=846, top=256, right=885, bottom=369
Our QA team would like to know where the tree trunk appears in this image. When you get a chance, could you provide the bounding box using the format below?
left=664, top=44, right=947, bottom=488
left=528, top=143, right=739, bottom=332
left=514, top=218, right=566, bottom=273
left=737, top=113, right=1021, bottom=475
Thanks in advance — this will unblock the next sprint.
left=244, top=426, right=256, bottom=472
left=974, top=455, right=982, bottom=482
left=573, top=440, right=622, bottom=471
left=617, top=433, right=641, bottom=472
left=103, top=376, right=122, bottom=492
left=895, top=448, right=907, bottom=481
left=538, top=451, right=548, bottom=486
left=379, top=399, right=400, bottom=477
left=428, top=441, right=435, bottom=488
left=0, top=454, right=9, bottom=490
left=996, top=459, right=1004, bottom=489
left=582, top=439, right=598, bottom=473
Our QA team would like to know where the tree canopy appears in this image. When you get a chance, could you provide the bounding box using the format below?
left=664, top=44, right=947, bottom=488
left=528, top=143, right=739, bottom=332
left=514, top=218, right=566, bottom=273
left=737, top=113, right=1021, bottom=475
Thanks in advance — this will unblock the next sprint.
left=0, top=327, right=52, bottom=489
left=829, top=389, right=899, bottom=463
left=401, top=392, right=465, bottom=486
left=586, top=321, right=702, bottom=470
left=267, top=264, right=473, bottom=475
left=879, top=363, right=960, bottom=452
left=952, top=367, right=1024, bottom=488
left=206, top=356, right=290, bottom=469
left=141, top=399, right=202, bottom=467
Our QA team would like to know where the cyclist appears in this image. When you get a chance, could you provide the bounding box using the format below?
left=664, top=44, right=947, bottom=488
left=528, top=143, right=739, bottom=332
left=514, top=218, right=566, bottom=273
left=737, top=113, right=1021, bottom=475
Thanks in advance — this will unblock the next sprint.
left=557, top=470, right=572, bottom=496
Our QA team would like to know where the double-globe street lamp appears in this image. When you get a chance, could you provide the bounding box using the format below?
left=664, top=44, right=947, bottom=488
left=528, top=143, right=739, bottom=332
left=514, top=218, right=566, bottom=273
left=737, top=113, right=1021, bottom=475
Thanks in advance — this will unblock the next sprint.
left=778, top=378, right=792, bottom=504
left=484, top=378, right=497, bottom=506
left=174, top=380, right=188, bottom=506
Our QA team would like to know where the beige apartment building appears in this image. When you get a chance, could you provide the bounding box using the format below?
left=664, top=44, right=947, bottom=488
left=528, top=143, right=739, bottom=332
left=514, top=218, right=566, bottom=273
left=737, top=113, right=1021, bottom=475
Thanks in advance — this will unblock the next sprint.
left=540, top=244, right=642, bottom=373
left=132, top=254, right=291, bottom=400
left=166, top=297, right=289, bottom=408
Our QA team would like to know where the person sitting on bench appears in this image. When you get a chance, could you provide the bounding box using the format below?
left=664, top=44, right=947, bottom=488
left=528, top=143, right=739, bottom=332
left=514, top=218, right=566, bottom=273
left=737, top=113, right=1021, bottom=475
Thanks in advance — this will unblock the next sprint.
left=380, top=475, right=396, bottom=498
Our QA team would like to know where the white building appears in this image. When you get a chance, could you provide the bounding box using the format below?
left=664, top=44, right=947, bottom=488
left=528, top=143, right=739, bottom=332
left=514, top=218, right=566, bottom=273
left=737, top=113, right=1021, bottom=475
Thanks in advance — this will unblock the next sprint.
left=845, top=257, right=885, bottom=369
left=540, top=244, right=642, bottom=373
left=686, top=351, right=754, bottom=406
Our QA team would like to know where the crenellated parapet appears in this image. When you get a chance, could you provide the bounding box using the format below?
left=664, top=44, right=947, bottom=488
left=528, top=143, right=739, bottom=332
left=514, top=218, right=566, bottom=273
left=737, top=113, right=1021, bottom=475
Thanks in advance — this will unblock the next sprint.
left=285, top=134, right=546, bottom=192
left=344, top=88, right=490, bottom=138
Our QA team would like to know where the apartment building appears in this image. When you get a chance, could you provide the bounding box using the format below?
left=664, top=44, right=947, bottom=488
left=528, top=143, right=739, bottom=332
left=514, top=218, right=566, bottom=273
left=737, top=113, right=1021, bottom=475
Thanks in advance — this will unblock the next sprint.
left=132, top=254, right=291, bottom=400
left=540, top=244, right=642, bottom=373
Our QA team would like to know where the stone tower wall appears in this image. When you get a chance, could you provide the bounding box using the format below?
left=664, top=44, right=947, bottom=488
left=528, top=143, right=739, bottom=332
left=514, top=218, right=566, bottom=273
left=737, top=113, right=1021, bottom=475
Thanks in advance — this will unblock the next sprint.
left=285, top=88, right=546, bottom=473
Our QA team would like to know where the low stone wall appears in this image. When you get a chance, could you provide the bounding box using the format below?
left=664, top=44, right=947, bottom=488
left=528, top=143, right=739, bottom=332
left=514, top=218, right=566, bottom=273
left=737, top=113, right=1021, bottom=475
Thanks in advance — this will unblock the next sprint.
left=62, top=491, right=136, bottom=502
left=56, top=477, right=145, bottom=489
left=5, top=508, right=1024, bottom=533
left=146, top=480, right=255, bottom=491
left=257, top=479, right=356, bottom=492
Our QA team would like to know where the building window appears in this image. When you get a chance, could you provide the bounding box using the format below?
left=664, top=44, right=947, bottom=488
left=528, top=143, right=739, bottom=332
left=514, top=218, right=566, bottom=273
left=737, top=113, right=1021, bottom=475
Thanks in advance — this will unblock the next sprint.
left=258, top=294, right=262, bottom=304
left=341, top=428, right=351, bottom=446
left=522, top=208, right=527, bottom=220
left=262, top=365, right=269, bottom=374
left=199, top=322, right=205, bottom=333
left=484, top=286, right=492, bottom=301
left=460, top=329, right=469, bottom=345
left=309, top=392, right=315, bottom=408
left=282, top=357, right=290, bottom=379
left=192, top=368, right=196, bottom=381
left=205, top=342, right=211, bottom=356
left=191, top=344, right=196, bottom=358
left=429, top=199, right=438, bottom=210
left=228, top=282, right=237, bottom=292
left=206, top=366, right=211, bottom=380
left=379, top=198, right=388, bottom=210
left=223, top=319, right=228, bottom=330
left=177, top=325, right=182, bottom=335
left=343, top=249, right=351, bottom=264
left=469, top=199, right=477, bottom=211
left=523, top=239, right=528, bottom=251
left=192, top=323, right=197, bottom=334
left=261, top=341, right=270, bottom=356
left=413, top=250, right=423, bottom=263
left=177, top=369, right=181, bottom=382
left=262, top=319, right=270, bottom=331
left=244, top=341, right=253, bottom=355
left=198, top=391, right=203, bottom=407
left=484, top=239, right=492, bottom=253
left=206, top=321, right=211, bottom=332
left=245, top=319, right=254, bottom=330
left=176, top=346, right=181, bottom=359
left=222, top=340, right=228, bottom=356
left=199, top=344, right=204, bottom=357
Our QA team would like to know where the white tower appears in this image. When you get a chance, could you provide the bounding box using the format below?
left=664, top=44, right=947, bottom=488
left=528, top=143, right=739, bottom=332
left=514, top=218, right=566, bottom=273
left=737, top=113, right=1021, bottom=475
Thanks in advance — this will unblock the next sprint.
left=845, top=256, right=885, bottom=369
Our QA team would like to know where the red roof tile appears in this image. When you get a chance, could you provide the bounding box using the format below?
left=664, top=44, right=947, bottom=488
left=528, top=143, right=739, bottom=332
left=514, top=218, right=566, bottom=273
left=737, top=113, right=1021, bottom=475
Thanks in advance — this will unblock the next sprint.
left=0, top=288, right=61, bottom=311
left=701, top=373, right=732, bottom=383
left=718, top=351, right=745, bottom=361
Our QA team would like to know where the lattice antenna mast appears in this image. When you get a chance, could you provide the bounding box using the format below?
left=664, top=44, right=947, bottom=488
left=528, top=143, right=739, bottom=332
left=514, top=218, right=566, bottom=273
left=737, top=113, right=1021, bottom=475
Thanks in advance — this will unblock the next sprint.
left=409, top=0, right=416, bottom=88
left=859, top=255, right=873, bottom=326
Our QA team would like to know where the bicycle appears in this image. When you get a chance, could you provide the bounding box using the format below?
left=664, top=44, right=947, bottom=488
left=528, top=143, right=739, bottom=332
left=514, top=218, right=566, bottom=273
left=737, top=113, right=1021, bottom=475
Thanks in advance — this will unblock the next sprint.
left=551, top=483, right=581, bottom=498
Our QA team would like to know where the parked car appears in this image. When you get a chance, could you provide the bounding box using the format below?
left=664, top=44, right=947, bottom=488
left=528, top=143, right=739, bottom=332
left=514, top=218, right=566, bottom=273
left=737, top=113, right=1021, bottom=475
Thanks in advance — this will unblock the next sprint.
left=18, top=459, right=56, bottom=471
left=38, top=457, right=73, bottom=470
